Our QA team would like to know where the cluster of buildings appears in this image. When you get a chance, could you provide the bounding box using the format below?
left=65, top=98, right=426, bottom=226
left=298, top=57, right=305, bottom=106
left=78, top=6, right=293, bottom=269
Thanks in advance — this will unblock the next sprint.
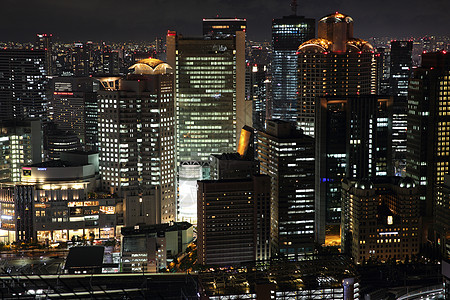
left=1, top=7, right=450, bottom=299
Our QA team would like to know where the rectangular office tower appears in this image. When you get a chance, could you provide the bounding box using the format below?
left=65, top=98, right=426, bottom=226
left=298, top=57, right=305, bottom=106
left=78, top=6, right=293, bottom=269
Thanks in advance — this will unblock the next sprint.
left=406, top=51, right=450, bottom=219
left=197, top=175, right=272, bottom=265
left=167, top=31, right=247, bottom=164
left=297, top=13, right=377, bottom=137
left=0, top=120, right=42, bottom=182
left=0, top=49, right=48, bottom=120
left=341, top=177, right=420, bottom=264
left=97, top=59, right=176, bottom=226
left=203, top=17, right=247, bottom=37
left=271, top=15, right=315, bottom=122
left=390, top=41, right=413, bottom=97
left=49, top=77, right=99, bottom=151
left=257, top=120, right=315, bottom=258
left=315, top=96, right=393, bottom=244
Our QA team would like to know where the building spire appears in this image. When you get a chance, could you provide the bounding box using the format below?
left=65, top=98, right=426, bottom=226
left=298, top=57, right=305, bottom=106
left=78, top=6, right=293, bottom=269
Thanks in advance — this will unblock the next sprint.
left=291, top=0, right=297, bottom=15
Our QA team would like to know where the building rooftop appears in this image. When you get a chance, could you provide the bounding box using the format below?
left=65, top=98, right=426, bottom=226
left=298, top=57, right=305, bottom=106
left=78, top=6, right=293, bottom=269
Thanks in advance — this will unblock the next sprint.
left=211, top=152, right=254, bottom=161
left=319, top=12, right=353, bottom=23
left=128, top=58, right=172, bottom=75
left=121, top=222, right=192, bottom=236
left=198, top=256, right=357, bottom=297
left=27, top=160, right=86, bottom=168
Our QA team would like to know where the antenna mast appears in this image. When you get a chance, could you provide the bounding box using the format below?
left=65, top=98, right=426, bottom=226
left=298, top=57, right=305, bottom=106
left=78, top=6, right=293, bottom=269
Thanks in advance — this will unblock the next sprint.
left=290, top=0, right=297, bottom=15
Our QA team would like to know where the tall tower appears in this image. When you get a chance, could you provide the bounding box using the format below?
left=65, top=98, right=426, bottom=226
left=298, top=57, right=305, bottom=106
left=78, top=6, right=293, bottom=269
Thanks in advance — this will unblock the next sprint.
left=406, top=51, right=450, bottom=220
left=390, top=41, right=413, bottom=97
left=35, top=33, right=53, bottom=76
left=297, top=13, right=377, bottom=137
left=167, top=31, right=246, bottom=164
left=315, top=95, right=393, bottom=244
left=49, top=77, right=99, bottom=151
left=271, top=15, right=315, bottom=122
left=0, top=49, right=48, bottom=121
left=257, top=120, right=315, bottom=258
left=97, top=59, right=176, bottom=226
left=389, top=41, right=413, bottom=175
left=167, top=30, right=246, bottom=223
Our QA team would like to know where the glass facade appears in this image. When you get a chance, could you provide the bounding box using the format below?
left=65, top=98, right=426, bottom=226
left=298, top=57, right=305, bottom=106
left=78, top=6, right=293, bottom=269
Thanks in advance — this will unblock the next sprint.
left=0, top=49, right=48, bottom=121
left=406, top=54, right=450, bottom=217
left=257, top=121, right=315, bottom=258
left=316, top=96, right=393, bottom=244
left=170, top=36, right=244, bottom=163
left=272, top=16, right=315, bottom=123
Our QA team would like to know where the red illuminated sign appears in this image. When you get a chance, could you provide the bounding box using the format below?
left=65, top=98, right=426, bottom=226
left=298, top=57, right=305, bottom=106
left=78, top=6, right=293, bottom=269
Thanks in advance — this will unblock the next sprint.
left=53, top=92, right=74, bottom=96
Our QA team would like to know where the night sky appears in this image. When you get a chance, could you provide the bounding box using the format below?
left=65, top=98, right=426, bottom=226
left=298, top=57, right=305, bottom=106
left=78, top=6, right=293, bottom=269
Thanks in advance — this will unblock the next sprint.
left=1, top=0, right=449, bottom=42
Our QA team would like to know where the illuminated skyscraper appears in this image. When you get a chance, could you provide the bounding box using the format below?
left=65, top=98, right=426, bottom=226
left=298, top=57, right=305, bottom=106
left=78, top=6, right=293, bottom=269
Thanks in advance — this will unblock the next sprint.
left=49, top=77, right=99, bottom=151
left=406, top=51, right=450, bottom=219
left=257, top=120, right=315, bottom=258
left=0, top=120, right=42, bottom=183
left=197, top=175, right=272, bottom=265
left=271, top=15, right=315, bottom=122
left=203, top=17, right=246, bottom=37
left=297, top=12, right=377, bottom=136
left=0, top=49, right=48, bottom=120
left=97, top=59, right=176, bottom=226
left=35, top=33, right=53, bottom=76
left=167, top=31, right=247, bottom=163
left=389, top=41, right=412, bottom=174
left=316, top=96, right=393, bottom=244
left=167, top=30, right=247, bottom=223
left=246, top=63, right=269, bottom=131
left=390, top=41, right=413, bottom=97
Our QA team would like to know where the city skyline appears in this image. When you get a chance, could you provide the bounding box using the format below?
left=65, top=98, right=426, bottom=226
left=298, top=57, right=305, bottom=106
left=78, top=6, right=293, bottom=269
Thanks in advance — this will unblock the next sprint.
left=1, top=0, right=449, bottom=42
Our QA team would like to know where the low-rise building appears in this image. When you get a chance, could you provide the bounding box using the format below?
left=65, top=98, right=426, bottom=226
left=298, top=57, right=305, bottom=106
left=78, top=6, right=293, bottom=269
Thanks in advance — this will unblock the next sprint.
left=121, top=222, right=194, bottom=273
left=341, top=177, right=420, bottom=264
left=0, top=151, right=123, bottom=243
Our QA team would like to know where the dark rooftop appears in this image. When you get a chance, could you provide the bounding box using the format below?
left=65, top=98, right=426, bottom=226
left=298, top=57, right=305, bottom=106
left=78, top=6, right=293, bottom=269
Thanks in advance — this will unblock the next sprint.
left=64, top=246, right=104, bottom=270
left=121, top=221, right=192, bottom=236
left=27, top=160, right=86, bottom=168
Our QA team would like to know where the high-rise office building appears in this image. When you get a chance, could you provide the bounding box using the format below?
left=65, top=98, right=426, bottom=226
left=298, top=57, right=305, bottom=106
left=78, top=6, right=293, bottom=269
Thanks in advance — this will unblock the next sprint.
left=71, top=43, right=94, bottom=76
left=297, top=12, right=377, bottom=136
left=0, top=49, right=48, bottom=121
left=315, top=96, right=393, bottom=244
left=203, top=17, right=247, bottom=37
left=167, top=31, right=247, bottom=163
left=98, top=46, right=120, bottom=75
left=257, top=120, right=315, bottom=257
left=389, top=41, right=412, bottom=173
left=97, top=59, right=176, bottom=226
left=49, top=77, right=99, bottom=150
left=341, top=177, right=420, bottom=264
left=246, top=63, right=269, bottom=131
left=197, top=175, right=272, bottom=265
left=35, top=33, right=53, bottom=76
left=406, top=51, right=450, bottom=228
left=376, top=47, right=391, bottom=95
left=167, top=30, right=247, bottom=224
left=390, top=41, right=413, bottom=97
left=271, top=15, right=315, bottom=122
left=435, top=174, right=450, bottom=259
left=0, top=120, right=42, bottom=183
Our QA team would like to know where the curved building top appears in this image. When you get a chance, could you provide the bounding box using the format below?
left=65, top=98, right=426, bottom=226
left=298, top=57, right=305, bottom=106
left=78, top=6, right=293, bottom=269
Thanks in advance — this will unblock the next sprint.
left=298, top=12, right=373, bottom=53
left=128, top=58, right=173, bottom=75
left=298, top=38, right=332, bottom=52
left=319, top=12, right=353, bottom=24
